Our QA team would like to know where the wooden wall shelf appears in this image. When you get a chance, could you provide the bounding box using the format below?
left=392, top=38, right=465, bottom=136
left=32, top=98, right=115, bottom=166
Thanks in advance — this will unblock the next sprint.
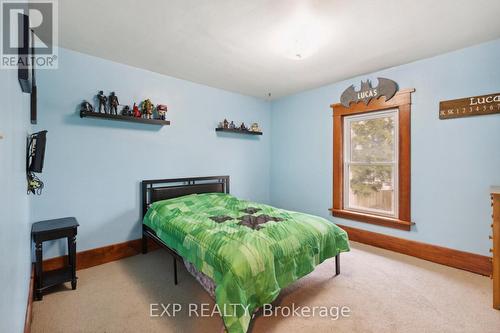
left=215, top=128, right=262, bottom=135
left=80, top=111, right=170, bottom=126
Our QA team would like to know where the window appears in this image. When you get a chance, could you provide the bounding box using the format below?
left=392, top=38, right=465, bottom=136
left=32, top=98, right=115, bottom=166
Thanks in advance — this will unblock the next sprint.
left=331, top=89, right=414, bottom=230
left=344, top=110, right=398, bottom=217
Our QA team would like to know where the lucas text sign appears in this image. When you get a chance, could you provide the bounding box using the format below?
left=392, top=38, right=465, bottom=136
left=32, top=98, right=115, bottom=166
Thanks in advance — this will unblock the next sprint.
left=439, top=93, right=500, bottom=119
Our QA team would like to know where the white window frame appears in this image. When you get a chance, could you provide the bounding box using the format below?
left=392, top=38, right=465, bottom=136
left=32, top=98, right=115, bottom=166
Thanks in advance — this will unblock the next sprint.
left=343, top=109, right=399, bottom=218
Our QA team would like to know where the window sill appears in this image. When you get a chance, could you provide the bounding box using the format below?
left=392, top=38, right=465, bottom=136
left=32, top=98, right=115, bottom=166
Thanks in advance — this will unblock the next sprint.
left=329, top=208, right=413, bottom=231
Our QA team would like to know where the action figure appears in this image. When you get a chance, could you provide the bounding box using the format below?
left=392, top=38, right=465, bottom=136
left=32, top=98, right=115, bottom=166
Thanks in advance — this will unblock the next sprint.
left=156, top=104, right=168, bottom=120
left=240, top=122, right=247, bottom=131
left=223, top=119, right=229, bottom=128
left=229, top=121, right=236, bottom=129
left=141, top=99, right=154, bottom=119
left=121, top=105, right=131, bottom=116
left=80, top=100, right=94, bottom=113
left=97, top=91, right=107, bottom=113
left=133, top=103, right=141, bottom=118
left=109, top=92, right=119, bottom=115
left=250, top=123, right=260, bottom=132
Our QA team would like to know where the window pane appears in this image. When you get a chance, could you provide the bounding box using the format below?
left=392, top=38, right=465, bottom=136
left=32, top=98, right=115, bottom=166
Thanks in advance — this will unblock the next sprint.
left=350, top=115, right=395, bottom=163
left=347, top=164, right=394, bottom=215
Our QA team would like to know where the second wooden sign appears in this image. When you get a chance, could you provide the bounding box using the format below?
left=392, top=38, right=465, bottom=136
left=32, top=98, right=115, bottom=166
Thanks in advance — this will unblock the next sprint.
left=440, top=92, right=500, bottom=119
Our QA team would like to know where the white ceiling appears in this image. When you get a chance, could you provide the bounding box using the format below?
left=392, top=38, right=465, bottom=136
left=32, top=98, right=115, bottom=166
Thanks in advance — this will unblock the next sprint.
left=59, top=0, right=500, bottom=100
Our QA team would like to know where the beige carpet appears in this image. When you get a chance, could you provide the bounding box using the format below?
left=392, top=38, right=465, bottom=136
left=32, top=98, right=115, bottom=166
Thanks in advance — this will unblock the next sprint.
left=32, top=242, right=500, bottom=333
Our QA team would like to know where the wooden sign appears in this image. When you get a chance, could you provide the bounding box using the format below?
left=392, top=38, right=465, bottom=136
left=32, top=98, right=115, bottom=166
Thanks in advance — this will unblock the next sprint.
left=340, top=78, right=398, bottom=108
left=439, top=92, right=500, bottom=119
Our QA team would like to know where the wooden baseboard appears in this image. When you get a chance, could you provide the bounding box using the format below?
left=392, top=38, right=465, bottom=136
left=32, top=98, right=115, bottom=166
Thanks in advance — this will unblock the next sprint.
left=41, top=225, right=491, bottom=277
left=24, top=264, right=34, bottom=333
left=337, top=224, right=492, bottom=276
left=43, top=238, right=159, bottom=272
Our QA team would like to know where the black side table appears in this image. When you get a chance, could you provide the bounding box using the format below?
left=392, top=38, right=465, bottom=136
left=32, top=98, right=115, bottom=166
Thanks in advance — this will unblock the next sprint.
left=31, top=217, right=79, bottom=300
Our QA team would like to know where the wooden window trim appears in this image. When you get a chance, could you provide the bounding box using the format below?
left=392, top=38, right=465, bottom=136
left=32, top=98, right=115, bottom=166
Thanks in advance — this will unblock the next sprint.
left=330, top=88, right=415, bottom=231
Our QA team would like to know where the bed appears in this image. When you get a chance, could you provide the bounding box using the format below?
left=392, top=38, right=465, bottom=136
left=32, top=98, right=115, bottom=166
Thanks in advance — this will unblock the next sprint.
left=141, top=176, right=349, bottom=333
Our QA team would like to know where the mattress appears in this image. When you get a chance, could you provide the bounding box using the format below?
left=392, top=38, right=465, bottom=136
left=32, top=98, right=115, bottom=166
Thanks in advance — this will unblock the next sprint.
left=143, top=192, right=349, bottom=333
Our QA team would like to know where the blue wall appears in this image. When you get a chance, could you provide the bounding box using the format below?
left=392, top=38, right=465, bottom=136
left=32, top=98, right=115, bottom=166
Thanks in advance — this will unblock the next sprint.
left=0, top=70, right=31, bottom=332
left=2, top=35, right=499, bottom=333
left=31, top=48, right=271, bottom=258
left=30, top=41, right=500, bottom=259
left=270, top=39, right=500, bottom=256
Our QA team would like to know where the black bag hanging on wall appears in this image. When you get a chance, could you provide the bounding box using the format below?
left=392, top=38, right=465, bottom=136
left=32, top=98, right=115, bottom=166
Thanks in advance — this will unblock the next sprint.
left=27, top=130, right=47, bottom=194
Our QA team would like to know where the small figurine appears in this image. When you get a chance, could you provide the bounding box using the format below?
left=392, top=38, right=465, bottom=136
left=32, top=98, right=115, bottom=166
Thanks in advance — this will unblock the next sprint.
left=121, top=105, right=131, bottom=116
left=240, top=122, right=247, bottom=131
left=141, top=99, right=154, bottom=119
left=109, top=92, right=119, bottom=115
left=156, top=104, right=168, bottom=120
left=218, top=122, right=224, bottom=129
left=133, top=103, right=141, bottom=118
left=97, top=91, right=107, bottom=113
left=223, top=119, right=229, bottom=129
left=80, top=100, right=94, bottom=113
left=250, top=123, right=260, bottom=132
left=229, top=121, right=236, bottom=129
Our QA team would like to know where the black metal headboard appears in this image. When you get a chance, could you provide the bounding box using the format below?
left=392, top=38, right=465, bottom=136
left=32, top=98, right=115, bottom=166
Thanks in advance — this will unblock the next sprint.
left=141, top=176, right=230, bottom=217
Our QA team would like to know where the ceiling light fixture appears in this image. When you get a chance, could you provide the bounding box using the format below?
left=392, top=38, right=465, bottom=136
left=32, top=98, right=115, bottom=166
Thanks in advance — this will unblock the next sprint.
left=270, top=5, right=329, bottom=61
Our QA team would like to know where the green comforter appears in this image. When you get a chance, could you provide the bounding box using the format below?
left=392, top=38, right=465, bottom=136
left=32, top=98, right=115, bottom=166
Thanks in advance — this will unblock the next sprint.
left=143, top=193, right=349, bottom=333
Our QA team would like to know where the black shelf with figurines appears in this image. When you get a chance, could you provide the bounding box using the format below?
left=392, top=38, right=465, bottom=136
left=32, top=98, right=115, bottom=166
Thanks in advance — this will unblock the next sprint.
left=215, top=119, right=262, bottom=135
left=79, top=91, right=170, bottom=126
